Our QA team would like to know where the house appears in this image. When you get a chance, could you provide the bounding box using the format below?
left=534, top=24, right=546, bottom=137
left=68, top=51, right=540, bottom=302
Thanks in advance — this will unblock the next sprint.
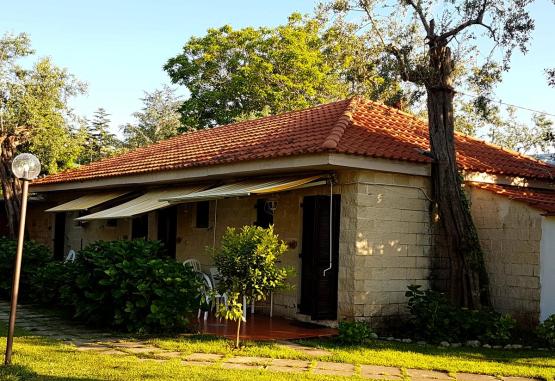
left=27, top=97, right=555, bottom=327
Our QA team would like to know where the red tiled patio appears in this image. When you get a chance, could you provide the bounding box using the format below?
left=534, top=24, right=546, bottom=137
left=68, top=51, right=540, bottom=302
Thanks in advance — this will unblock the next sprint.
left=199, top=315, right=338, bottom=341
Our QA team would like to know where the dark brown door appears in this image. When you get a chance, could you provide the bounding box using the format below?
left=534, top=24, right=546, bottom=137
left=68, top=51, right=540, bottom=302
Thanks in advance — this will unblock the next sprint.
left=131, top=214, right=149, bottom=240
left=300, top=195, right=340, bottom=320
left=53, top=213, right=66, bottom=260
left=157, top=206, right=177, bottom=258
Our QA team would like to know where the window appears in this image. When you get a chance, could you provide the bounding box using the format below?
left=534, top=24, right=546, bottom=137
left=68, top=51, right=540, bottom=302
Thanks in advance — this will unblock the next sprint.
left=158, top=206, right=177, bottom=258
left=106, top=219, right=118, bottom=228
left=196, top=201, right=210, bottom=228
left=255, top=199, right=274, bottom=228
left=131, top=214, right=149, bottom=240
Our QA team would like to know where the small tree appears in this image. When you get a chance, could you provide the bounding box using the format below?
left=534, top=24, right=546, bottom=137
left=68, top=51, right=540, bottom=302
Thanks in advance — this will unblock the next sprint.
left=213, top=225, right=290, bottom=348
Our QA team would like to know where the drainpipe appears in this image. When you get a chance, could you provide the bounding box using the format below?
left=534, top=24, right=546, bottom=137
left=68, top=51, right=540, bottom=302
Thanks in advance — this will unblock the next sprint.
left=323, top=181, right=333, bottom=277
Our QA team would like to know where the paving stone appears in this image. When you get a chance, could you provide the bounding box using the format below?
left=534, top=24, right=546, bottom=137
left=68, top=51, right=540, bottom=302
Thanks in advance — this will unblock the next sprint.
left=361, top=365, right=403, bottom=380
left=221, top=362, right=264, bottom=370
left=456, top=373, right=498, bottom=381
left=155, top=351, right=183, bottom=359
left=99, top=349, right=126, bottom=355
left=407, top=369, right=454, bottom=380
left=182, top=360, right=215, bottom=367
left=225, top=356, right=272, bottom=365
left=266, top=365, right=306, bottom=373
left=185, top=353, right=224, bottom=362
left=499, top=378, right=539, bottom=381
left=271, top=358, right=310, bottom=368
left=123, top=347, right=159, bottom=354
left=313, top=361, right=355, bottom=377
left=276, top=341, right=331, bottom=356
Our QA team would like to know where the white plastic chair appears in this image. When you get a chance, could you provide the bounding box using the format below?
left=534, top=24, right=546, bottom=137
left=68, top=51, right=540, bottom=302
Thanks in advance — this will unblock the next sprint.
left=183, top=258, right=201, bottom=272
left=208, top=267, right=228, bottom=315
left=64, top=250, right=76, bottom=263
left=197, top=272, right=213, bottom=321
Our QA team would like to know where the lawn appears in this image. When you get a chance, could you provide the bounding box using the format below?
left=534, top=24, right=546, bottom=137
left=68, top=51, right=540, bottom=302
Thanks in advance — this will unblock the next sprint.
left=1, top=323, right=554, bottom=380
left=149, top=336, right=555, bottom=380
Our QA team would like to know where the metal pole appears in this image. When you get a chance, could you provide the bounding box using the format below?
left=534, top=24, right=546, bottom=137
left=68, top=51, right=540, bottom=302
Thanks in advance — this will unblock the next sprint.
left=4, top=179, right=29, bottom=365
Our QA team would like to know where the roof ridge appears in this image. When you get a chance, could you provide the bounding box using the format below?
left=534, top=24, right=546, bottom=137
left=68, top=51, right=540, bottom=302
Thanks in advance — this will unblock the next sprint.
left=321, top=96, right=361, bottom=150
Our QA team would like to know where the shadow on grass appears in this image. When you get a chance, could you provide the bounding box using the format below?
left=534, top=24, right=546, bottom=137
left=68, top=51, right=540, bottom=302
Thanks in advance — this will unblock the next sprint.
left=296, top=337, right=555, bottom=366
left=0, top=364, right=105, bottom=381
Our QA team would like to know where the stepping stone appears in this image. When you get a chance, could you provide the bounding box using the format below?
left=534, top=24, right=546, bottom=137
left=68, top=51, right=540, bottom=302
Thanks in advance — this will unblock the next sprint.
left=407, top=369, right=454, bottom=380
left=185, top=353, right=223, bottom=362
left=457, top=373, right=498, bottom=381
left=182, top=360, right=214, bottom=367
left=225, top=356, right=272, bottom=366
left=271, top=359, right=310, bottom=368
left=99, top=349, right=126, bottom=355
left=361, top=365, right=403, bottom=380
left=155, top=351, right=183, bottom=359
left=499, top=378, right=539, bottom=381
left=221, top=362, right=263, bottom=370
left=266, top=365, right=307, bottom=373
left=123, top=346, right=158, bottom=354
left=276, top=340, right=331, bottom=356
left=312, top=361, right=355, bottom=377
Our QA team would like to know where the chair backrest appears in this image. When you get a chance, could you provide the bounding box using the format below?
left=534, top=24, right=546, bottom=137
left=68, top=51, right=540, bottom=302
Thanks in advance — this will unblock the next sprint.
left=183, top=258, right=202, bottom=272
left=65, top=250, right=76, bottom=263
left=209, top=267, right=221, bottom=288
left=199, top=272, right=213, bottom=290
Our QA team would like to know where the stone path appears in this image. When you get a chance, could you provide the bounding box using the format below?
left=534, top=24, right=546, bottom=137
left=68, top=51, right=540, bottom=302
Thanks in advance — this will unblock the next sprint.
left=0, top=301, right=539, bottom=380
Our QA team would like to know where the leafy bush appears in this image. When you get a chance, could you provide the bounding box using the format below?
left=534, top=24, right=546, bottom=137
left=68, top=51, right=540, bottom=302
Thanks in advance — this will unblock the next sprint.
left=537, top=315, right=555, bottom=347
left=214, top=225, right=290, bottom=347
left=338, top=321, right=376, bottom=344
left=406, top=285, right=515, bottom=344
left=0, top=237, right=52, bottom=299
left=59, top=240, right=201, bottom=333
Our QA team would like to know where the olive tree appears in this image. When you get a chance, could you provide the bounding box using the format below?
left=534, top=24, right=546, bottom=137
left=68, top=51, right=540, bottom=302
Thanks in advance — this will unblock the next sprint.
left=213, top=225, right=290, bottom=348
left=329, top=0, right=538, bottom=308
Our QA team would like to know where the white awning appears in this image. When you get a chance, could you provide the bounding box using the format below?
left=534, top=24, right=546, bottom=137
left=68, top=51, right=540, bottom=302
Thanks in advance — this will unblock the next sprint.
left=45, top=192, right=128, bottom=212
left=161, top=175, right=328, bottom=203
left=76, top=185, right=206, bottom=220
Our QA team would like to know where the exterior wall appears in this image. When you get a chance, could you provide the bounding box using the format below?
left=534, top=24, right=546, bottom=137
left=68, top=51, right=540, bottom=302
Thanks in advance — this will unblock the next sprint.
left=350, top=170, right=433, bottom=326
left=27, top=203, right=54, bottom=248
left=540, top=217, right=555, bottom=321
left=467, top=187, right=542, bottom=327
left=172, top=171, right=358, bottom=320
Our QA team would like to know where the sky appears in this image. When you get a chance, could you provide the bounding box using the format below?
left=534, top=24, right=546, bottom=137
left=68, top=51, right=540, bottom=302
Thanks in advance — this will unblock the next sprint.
left=2, top=0, right=554, bottom=138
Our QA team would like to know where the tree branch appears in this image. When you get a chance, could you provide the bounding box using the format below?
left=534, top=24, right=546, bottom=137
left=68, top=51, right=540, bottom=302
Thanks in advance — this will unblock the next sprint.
left=437, top=0, right=488, bottom=41
left=404, top=0, right=431, bottom=36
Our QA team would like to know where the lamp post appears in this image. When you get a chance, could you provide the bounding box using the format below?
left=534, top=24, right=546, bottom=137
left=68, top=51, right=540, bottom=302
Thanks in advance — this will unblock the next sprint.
left=4, top=153, right=40, bottom=366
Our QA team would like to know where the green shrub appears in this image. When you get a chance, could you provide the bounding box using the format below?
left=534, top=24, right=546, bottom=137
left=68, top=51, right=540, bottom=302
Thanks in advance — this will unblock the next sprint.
left=406, top=285, right=515, bottom=344
left=338, top=321, right=376, bottom=344
left=29, top=261, right=70, bottom=306
left=537, top=315, right=555, bottom=347
left=59, top=240, right=201, bottom=333
left=0, top=237, right=52, bottom=299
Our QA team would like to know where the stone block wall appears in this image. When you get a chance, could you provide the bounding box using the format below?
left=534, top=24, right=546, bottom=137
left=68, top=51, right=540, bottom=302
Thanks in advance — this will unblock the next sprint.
left=348, top=170, right=433, bottom=326
left=467, top=187, right=542, bottom=327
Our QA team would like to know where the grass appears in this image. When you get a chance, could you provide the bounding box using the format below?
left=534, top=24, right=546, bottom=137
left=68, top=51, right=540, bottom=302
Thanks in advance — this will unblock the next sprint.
left=1, top=323, right=554, bottom=380
left=149, top=335, right=555, bottom=380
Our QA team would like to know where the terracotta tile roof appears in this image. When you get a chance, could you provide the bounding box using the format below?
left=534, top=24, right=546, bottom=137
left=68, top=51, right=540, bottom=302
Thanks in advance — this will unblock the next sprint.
left=34, top=97, right=555, bottom=186
left=470, top=182, right=555, bottom=215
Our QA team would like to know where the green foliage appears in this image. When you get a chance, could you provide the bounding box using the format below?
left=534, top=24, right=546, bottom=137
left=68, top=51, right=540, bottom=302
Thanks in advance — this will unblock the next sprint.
left=165, top=13, right=403, bottom=130
left=122, top=85, right=183, bottom=148
left=213, top=225, right=290, bottom=346
left=406, top=285, right=516, bottom=344
left=58, top=240, right=200, bottom=333
left=338, top=321, right=376, bottom=344
left=0, top=237, right=52, bottom=299
left=537, top=315, right=555, bottom=347
left=79, top=108, right=123, bottom=164
left=0, top=237, right=201, bottom=333
left=0, top=33, right=87, bottom=175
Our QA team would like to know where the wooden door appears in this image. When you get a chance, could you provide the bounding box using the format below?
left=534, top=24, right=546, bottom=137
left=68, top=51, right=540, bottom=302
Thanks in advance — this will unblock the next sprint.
left=157, top=206, right=177, bottom=258
left=300, top=195, right=340, bottom=320
left=53, top=213, right=66, bottom=260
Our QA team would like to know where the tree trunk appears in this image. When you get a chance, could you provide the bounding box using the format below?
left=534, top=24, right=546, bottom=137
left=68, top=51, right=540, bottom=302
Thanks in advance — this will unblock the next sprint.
left=426, top=42, right=490, bottom=308
left=235, top=319, right=241, bottom=349
left=0, top=137, right=22, bottom=239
